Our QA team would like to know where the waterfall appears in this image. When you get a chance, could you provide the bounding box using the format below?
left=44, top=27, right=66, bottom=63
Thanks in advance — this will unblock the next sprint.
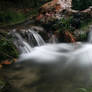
left=10, top=30, right=32, bottom=54
left=11, top=27, right=92, bottom=65
left=15, top=29, right=92, bottom=66
left=88, top=26, right=92, bottom=43
left=28, top=29, right=45, bottom=46
left=88, top=30, right=92, bottom=43
left=10, top=29, right=45, bottom=54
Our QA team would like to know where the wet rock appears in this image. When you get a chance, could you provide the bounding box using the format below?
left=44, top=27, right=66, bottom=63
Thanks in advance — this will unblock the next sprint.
left=31, top=26, right=45, bottom=32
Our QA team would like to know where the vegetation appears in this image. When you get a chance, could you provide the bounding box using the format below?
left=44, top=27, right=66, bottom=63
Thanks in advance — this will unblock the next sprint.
left=0, top=0, right=51, bottom=26
left=0, top=31, right=18, bottom=62
left=52, top=17, right=73, bottom=32
left=72, top=0, right=92, bottom=10
left=0, top=0, right=51, bottom=9
left=0, top=10, right=26, bottom=26
left=78, top=88, right=92, bottom=92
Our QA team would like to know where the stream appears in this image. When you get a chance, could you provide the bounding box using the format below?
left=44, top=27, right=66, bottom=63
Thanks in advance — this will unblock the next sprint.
left=1, top=29, right=92, bottom=92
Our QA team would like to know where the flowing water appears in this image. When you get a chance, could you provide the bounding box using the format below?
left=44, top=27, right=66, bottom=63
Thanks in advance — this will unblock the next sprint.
left=3, top=29, right=92, bottom=92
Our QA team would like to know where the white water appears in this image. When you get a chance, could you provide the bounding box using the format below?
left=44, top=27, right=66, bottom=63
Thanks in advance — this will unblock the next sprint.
left=28, top=29, right=45, bottom=46
left=11, top=29, right=92, bottom=67
left=19, top=43, right=92, bottom=67
left=11, top=29, right=45, bottom=54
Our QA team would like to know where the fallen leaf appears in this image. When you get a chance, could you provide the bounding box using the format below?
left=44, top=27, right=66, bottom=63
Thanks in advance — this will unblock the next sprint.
left=1, top=60, right=11, bottom=65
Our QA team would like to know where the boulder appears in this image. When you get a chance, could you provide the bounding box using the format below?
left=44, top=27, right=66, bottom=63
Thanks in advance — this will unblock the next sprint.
left=36, top=0, right=74, bottom=23
left=40, top=0, right=72, bottom=13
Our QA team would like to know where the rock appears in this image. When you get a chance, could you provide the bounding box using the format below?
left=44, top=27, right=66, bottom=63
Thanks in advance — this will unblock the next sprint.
left=36, top=0, right=72, bottom=23
left=81, top=6, right=92, bottom=16
left=40, top=0, right=72, bottom=12
left=31, top=26, right=45, bottom=32
left=35, top=0, right=92, bottom=43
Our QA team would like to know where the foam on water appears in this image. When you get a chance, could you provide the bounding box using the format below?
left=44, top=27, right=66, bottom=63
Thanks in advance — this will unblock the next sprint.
left=18, top=42, right=92, bottom=68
